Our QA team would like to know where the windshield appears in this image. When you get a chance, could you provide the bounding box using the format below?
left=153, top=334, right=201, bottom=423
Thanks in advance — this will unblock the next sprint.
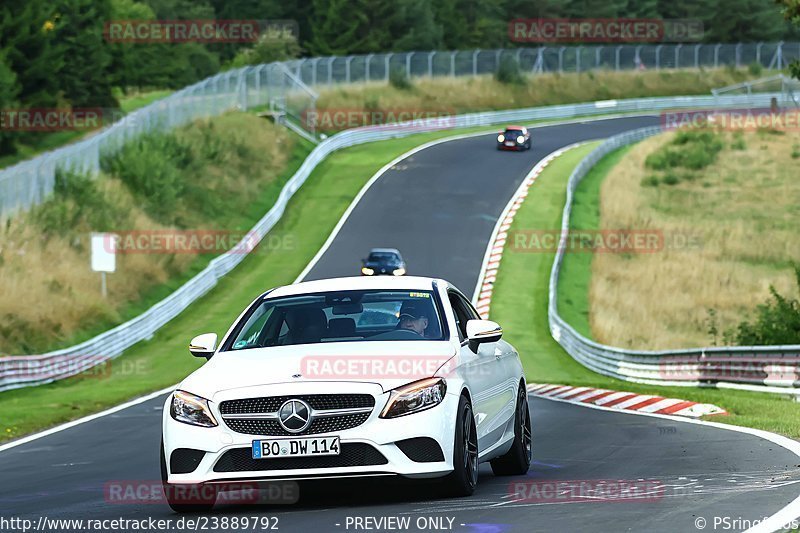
left=367, top=252, right=399, bottom=262
left=227, top=289, right=444, bottom=349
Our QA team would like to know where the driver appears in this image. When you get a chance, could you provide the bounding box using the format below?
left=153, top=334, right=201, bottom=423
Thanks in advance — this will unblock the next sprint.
left=397, top=301, right=429, bottom=337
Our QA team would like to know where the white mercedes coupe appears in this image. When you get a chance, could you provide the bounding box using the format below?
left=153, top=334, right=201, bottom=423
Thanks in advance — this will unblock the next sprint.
left=161, top=276, right=531, bottom=512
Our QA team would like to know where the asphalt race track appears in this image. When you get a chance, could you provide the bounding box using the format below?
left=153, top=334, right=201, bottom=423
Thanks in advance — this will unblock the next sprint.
left=2, top=116, right=799, bottom=533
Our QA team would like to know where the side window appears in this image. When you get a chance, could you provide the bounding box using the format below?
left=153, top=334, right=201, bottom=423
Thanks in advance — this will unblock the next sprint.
left=448, top=292, right=469, bottom=341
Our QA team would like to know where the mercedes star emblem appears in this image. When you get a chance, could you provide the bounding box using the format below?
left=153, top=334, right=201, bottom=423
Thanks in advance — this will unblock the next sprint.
left=278, top=399, right=312, bottom=433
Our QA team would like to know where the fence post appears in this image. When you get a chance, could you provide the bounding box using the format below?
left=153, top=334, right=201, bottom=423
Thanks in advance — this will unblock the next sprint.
left=327, top=57, right=334, bottom=85
left=345, top=56, right=353, bottom=83
left=576, top=46, right=582, bottom=73
left=694, top=44, right=701, bottom=69
left=735, top=43, right=742, bottom=68
left=385, top=53, right=392, bottom=81
left=595, top=46, right=602, bottom=69
left=406, top=52, right=413, bottom=79
left=472, top=50, right=479, bottom=76
left=558, top=46, right=565, bottom=72
left=615, top=46, right=622, bottom=71
left=450, top=51, right=456, bottom=76
left=428, top=51, right=435, bottom=77
left=365, top=53, right=373, bottom=82
left=655, top=44, right=662, bottom=69
left=714, top=44, right=721, bottom=68
left=310, top=57, right=320, bottom=86
left=756, top=43, right=763, bottom=66
left=675, top=44, right=682, bottom=69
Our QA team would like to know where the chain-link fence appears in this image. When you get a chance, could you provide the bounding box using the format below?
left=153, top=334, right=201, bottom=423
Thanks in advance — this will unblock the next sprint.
left=0, top=63, right=318, bottom=220
left=283, top=43, right=800, bottom=86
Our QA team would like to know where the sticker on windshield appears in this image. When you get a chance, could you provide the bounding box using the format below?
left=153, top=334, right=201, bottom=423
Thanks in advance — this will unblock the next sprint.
left=409, top=292, right=430, bottom=298
left=233, top=340, right=249, bottom=349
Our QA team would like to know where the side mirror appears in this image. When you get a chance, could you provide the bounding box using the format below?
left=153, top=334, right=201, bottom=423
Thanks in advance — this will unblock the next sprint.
left=466, top=319, right=502, bottom=353
left=189, top=333, right=218, bottom=359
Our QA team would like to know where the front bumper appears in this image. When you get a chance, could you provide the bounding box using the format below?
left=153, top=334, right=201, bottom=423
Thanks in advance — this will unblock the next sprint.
left=162, top=382, right=459, bottom=485
left=497, top=142, right=525, bottom=150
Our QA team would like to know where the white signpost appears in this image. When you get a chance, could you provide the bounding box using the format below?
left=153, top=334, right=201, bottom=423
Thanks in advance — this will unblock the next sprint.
left=91, top=233, right=116, bottom=298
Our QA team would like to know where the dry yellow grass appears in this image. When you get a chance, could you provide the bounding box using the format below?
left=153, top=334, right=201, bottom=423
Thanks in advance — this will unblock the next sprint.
left=316, top=68, right=765, bottom=119
left=590, top=129, right=800, bottom=350
left=0, top=114, right=295, bottom=355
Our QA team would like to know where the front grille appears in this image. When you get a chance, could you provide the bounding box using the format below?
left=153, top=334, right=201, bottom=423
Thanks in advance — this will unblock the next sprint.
left=213, top=443, right=388, bottom=473
left=224, top=412, right=371, bottom=436
left=395, top=437, right=445, bottom=463
left=219, top=394, right=374, bottom=415
left=170, top=448, right=206, bottom=474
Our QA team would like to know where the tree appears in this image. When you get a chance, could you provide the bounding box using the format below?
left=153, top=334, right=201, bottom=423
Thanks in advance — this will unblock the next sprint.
left=389, top=0, right=445, bottom=51
left=776, top=0, right=800, bottom=77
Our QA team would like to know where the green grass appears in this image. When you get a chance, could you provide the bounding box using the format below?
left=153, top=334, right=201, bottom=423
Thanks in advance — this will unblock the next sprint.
left=119, top=90, right=173, bottom=113
left=491, top=142, right=800, bottom=438
left=556, top=146, right=632, bottom=338
left=0, top=126, right=490, bottom=443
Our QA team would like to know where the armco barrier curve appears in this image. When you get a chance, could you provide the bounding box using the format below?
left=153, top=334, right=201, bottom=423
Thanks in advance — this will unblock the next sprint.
left=0, top=92, right=795, bottom=392
left=547, top=126, right=800, bottom=393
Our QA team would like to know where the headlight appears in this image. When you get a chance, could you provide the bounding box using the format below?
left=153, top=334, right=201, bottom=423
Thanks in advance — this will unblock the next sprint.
left=516, top=135, right=525, bottom=144
left=392, top=267, right=406, bottom=276
left=497, top=134, right=504, bottom=142
left=361, top=267, right=374, bottom=275
left=170, top=390, right=218, bottom=427
left=380, top=378, right=447, bottom=418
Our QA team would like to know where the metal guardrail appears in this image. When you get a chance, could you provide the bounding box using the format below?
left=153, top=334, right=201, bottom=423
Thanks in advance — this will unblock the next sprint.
left=1, top=91, right=795, bottom=392
left=548, top=126, right=800, bottom=392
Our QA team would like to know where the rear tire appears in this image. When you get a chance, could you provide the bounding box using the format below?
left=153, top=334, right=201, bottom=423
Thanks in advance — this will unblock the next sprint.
left=443, top=395, right=479, bottom=496
left=490, top=385, right=532, bottom=476
left=160, top=439, right=216, bottom=513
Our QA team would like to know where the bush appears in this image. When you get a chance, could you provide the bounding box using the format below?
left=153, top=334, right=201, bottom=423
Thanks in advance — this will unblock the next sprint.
left=645, top=130, right=723, bottom=171
left=748, top=62, right=764, bottom=76
left=389, top=67, right=412, bottom=90
left=661, top=172, right=680, bottom=185
left=731, top=133, right=746, bottom=151
left=725, top=266, right=800, bottom=345
left=32, top=170, right=120, bottom=236
left=495, top=56, right=525, bottom=85
left=100, top=133, right=190, bottom=223
left=641, top=175, right=660, bottom=187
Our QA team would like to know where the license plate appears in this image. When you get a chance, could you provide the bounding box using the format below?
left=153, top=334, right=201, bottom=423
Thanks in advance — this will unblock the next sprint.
left=505, top=141, right=515, bottom=146
left=252, top=436, right=340, bottom=459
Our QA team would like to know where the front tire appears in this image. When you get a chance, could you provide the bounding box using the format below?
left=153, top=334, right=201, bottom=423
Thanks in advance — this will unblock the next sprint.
left=490, top=385, right=532, bottom=476
left=160, top=440, right=216, bottom=513
left=443, top=395, right=479, bottom=496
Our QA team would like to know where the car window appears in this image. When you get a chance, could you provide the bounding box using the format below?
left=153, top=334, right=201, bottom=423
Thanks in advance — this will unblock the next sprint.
left=448, top=292, right=470, bottom=341
left=227, top=289, right=444, bottom=349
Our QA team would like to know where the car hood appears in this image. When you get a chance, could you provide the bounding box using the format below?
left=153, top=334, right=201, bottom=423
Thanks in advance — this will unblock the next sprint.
left=179, top=341, right=457, bottom=399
